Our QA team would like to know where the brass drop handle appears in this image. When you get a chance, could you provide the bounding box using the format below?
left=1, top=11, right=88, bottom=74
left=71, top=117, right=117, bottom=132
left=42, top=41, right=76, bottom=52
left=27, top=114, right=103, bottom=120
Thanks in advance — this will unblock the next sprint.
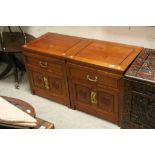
left=91, top=91, right=97, bottom=104
left=39, top=61, right=48, bottom=68
left=86, top=75, right=98, bottom=82
left=43, top=76, right=49, bottom=89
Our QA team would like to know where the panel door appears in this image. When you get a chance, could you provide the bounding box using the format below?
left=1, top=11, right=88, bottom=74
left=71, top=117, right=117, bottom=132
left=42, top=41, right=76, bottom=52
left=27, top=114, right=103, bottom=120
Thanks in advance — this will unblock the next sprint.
left=96, top=87, right=119, bottom=123
left=46, top=72, right=69, bottom=101
left=28, top=66, right=70, bottom=106
left=70, top=79, right=119, bottom=124
left=72, top=82, right=92, bottom=106
left=130, top=91, right=155, bottom=128
left=40, top=72, right=70, bottom=106
left=28, top=67, right=45, bottom=91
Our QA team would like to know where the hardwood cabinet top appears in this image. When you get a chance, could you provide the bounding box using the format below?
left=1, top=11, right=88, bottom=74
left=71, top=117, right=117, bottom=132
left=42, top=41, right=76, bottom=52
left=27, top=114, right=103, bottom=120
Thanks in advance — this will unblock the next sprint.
left=68, top=40, right=143, bottom=73
left=22, top=32, right=85, bottom=57
left=23, top=32, right=143, bottom=73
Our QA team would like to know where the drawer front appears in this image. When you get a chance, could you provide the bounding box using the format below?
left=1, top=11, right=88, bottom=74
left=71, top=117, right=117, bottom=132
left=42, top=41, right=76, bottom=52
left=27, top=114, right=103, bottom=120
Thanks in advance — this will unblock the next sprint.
left=97, top=70, right=121, bottom=89
left=68, top=63, right=121, bottom=90
left=24, top=53, right=65, bottom=76
left=69, top=64, right=97, bottom=84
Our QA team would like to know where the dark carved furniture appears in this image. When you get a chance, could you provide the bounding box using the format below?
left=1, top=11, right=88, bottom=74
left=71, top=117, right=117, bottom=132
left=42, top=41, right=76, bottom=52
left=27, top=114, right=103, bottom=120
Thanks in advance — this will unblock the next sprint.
left=121, top=48, right=155, bottom=128
left=23, top=32, right=143, bottom=125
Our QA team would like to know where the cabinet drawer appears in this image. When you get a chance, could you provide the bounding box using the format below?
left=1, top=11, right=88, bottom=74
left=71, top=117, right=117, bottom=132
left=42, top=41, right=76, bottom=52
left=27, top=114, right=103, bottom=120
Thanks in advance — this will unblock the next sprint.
left=25, top=54, right=65, bottom=75
left=97, top=70, right=121, bottom=89
left=68, top=63, right=121, bottom=89
left=69, top=64, right=97, bottom=83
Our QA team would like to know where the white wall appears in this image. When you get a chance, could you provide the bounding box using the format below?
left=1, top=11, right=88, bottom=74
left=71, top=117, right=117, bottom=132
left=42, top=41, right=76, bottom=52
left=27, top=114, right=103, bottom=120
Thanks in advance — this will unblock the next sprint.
left=22, top=26, right=155, bottom=49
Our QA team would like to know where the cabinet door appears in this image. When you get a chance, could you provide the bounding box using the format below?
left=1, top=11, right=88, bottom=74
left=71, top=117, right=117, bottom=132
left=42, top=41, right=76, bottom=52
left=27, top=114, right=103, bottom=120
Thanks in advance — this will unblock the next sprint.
left=67, top=63, right=119, bottom=124
left=46, top=71, right=70, bottom=105
left=28, top=67, right=70, bottom=106
left=97, top=87, right=119, bottom=123
left=73, top=83, right=92, bottom=106
left=129, top=91, right=155, bottom=128
left=28, top=67, right=45, bottom=91
left=70, top=80, right=119, bottom=124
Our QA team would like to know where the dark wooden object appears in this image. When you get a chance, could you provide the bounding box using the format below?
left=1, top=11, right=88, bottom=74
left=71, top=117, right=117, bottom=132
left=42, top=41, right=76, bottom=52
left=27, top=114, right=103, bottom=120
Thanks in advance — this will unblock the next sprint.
left=1, top=96, right=36, bottom=117
left=23, top=32, right=143, bottom=125
left=35, top=117, right=55, bottom=129
left=121, top=48, right=155, bottom=128
left=0, top=96, right=54, bottom=129
left=0, top=30, right=35, bottom=89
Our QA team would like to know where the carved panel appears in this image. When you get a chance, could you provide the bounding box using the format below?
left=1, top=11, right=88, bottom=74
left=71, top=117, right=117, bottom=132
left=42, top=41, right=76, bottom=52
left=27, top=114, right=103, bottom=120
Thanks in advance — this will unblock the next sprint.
left=122, top=79, right=155, bottom=129
left=98, top=91, right=114, bottom=112
left=130, top=91, right=155, bottom=128
left=49, top=77, right=63, bottom=95
left=32, top=71, right=44, bottom=89
left=75, top=84, right=91, bottom=104
left=125, top=48, right=155, bottom=83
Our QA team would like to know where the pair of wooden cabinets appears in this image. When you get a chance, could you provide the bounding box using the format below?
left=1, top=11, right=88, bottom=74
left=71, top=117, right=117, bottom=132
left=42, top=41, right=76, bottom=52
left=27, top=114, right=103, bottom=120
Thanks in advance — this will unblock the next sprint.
left=23, top=32, right=143, bottom=125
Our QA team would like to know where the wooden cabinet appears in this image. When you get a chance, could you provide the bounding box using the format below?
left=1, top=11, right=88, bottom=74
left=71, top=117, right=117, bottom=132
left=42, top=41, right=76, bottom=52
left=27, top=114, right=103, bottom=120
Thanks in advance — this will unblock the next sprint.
left=23, top=33, right=86, bottom=106
left=24, top=52, right=70, bottom=106
left=67, top=63, right=120, bottom=124
left=66, top=40, right=143, bottom=124
left=23, top=32, right=143, bottom=125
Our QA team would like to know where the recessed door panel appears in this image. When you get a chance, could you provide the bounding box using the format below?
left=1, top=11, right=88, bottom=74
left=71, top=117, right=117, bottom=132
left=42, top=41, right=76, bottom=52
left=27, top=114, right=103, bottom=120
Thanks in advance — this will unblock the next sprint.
left=75, top=84, right=91, bottom=104
left=98, top=91, right=114, bottom=112
left=31, top=70, right=45, bottom=89
left=48, top=76, right=64, bottom=96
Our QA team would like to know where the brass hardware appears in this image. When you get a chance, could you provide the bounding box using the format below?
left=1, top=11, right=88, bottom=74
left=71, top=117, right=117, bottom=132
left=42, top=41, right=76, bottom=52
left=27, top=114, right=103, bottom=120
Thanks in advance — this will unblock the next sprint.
left=86, top=75, right=98, bottom=82
left=39, top=61, right=48, bottom=68
left=91, top=91, right=97, bottom=104
left=43, top=77, right=49, bottom=89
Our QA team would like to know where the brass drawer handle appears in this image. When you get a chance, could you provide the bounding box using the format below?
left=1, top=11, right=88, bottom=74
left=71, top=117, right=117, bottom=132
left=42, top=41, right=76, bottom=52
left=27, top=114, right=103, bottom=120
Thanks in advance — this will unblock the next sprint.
left=43, top=76, right=49, bottom=89
left=91, top=91, right=97, bottom=104
left=39, top=61, right=48, bottom=68
left=86, top=75, right=98, bottom=82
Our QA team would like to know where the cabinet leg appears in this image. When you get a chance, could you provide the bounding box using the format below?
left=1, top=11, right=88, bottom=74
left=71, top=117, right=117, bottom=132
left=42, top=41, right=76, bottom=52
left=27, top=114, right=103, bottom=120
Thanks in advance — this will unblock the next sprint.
left=14, top=68, right=20, bottom=89
left=70, top=103, right=76, bottom=110
left=31, top=89, right=35, bottom=95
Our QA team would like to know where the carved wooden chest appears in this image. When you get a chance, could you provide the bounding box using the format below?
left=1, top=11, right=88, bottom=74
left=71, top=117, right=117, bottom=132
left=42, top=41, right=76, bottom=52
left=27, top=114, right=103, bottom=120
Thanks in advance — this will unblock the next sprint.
left=121, top=48, right=155, bottom=128
left=22, top=32, right=143, bottom=125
